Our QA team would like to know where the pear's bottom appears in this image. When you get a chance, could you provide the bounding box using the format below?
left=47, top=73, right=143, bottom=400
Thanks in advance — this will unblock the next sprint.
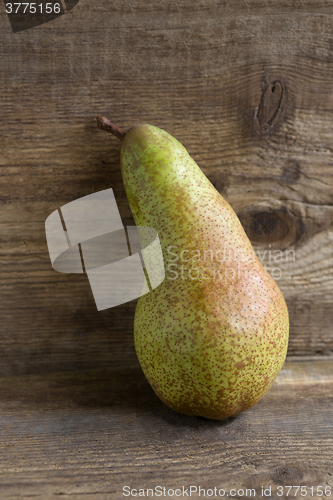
left=133, top=286, right=289, bottom=420
left=134, top=335, right=288, bottom=420
left=142, top=375, right=278, bottom=421
left=134, top=334, right=288, bottom=420
left=157, top=397, right=250, bottom=420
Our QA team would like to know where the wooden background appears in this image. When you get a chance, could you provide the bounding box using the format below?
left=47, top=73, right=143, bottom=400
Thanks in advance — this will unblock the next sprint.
left=0, top=0, right=333, bottom=497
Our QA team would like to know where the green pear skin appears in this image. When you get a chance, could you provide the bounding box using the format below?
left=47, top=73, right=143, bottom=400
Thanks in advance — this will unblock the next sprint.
left=100, top=118, right=289, bottom=420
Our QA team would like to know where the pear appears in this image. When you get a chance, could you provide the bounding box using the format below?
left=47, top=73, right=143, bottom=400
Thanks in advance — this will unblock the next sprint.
left=97, top=116, right=289, bottom=420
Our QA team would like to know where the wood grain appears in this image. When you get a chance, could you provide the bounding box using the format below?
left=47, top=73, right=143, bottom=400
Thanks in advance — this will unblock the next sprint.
left=0, top=359, right=332, bottom=498
left=1, top=1, right=333, bottom=376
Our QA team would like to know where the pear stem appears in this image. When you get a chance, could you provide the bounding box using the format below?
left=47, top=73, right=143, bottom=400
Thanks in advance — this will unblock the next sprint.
left=96, top=116, right=126, bottom=142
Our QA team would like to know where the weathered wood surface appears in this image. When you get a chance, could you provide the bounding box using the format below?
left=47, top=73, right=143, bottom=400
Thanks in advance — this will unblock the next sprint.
left=0, top=359, right=331, bottom=498
left=1, top=1, right=333, bottom=376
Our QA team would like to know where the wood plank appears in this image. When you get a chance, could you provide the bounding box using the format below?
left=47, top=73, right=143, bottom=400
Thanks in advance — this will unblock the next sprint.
left=1, top=2, right=333, bottom=375
left=0, top=359, right=332, bottom=498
